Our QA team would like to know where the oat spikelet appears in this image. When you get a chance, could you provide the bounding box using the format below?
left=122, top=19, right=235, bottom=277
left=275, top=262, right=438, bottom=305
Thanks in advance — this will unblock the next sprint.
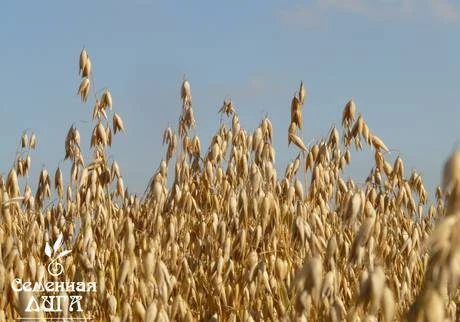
left=219, top=98, right=235, bottom=116
left=289, top=133, right=308, bottom=152
left=291, top=95, right=302, bottom=130
left=181, top=78, right=192, bottom=105
left=342, top=99, right=356, bottom=127
left=299, top=81, right=306, bottom=104
left=21, top=132, right=28, bottom=148
left=371, top=134, right=389, bottom=152
left=78, top=77, right=90, bottom=102
left=101, top=89, right=113, bottom=109
left=443, top=150, right=460, bottom=195
left=7, top=169, right=20, bottom=198
left=55, top=167, right=64, bottom=199
left=113, top=113, right=125, bottom=134
left=79, top=48, right=88, bottom=76
left=82, top=55, right=92, bottom=78
left=29, top=132, right=37, bottom=149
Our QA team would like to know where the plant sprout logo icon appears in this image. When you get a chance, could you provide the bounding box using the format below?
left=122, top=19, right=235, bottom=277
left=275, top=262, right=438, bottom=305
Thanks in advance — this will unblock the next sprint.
left=44, top=233, right=72, bottom=277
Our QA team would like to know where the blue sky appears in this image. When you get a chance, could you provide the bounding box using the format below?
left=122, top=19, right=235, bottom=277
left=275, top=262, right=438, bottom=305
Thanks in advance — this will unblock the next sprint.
left=1, top=0, right=459, bottom=197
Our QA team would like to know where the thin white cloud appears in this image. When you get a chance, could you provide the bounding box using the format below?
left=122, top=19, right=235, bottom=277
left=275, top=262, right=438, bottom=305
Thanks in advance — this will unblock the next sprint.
left=275, top=0, right=460, bottom=25
left=429, top=0, right=460, bottom=22
left=317, top=0, right=417, bottom=19
left=275, top=7, right=325, bottom=28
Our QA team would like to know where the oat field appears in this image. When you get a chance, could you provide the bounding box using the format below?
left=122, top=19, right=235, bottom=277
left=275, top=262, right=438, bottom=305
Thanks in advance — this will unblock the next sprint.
left=1, top=49, right=460, bottom=322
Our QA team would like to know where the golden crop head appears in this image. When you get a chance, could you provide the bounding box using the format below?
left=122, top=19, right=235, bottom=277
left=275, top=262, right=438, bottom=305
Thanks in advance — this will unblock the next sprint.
left=0, top=48, right=454, bottom=322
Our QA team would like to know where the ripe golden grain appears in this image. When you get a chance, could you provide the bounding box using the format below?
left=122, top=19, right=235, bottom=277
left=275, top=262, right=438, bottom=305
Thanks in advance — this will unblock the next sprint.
left=79, top=48, right=88, bottom=76
left=77, top=77, right=90, bottom=102
left=1, top=49, right=455, bottom=321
